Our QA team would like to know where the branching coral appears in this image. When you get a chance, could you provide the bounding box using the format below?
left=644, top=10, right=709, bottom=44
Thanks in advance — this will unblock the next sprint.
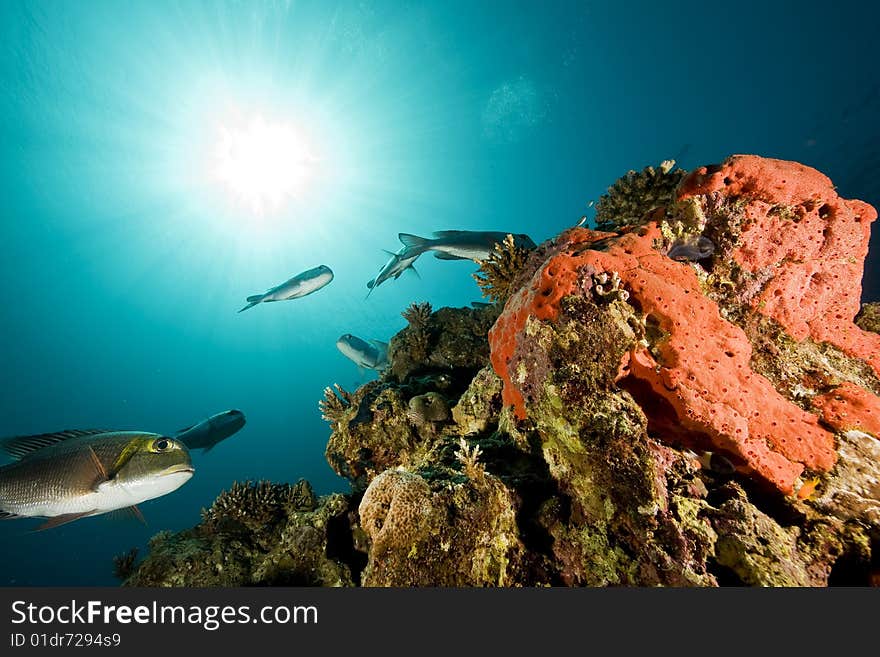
left=319, top=384, right=352, bottom=428
left=402, top=301, right=433, bottom=330
left=201, top=480, right=312, bottom=533
left=473, top=233, right=532, bottom=303
left=454, top=437, right=485, bottom=481
left=593, top=160, right=686, bottom=231
left=401, top=302, right=433, bottom=362
left=112, top=547, right=139, bottom=581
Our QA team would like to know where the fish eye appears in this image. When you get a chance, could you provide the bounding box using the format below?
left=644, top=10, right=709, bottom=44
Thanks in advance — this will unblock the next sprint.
left=153, top=438, right=170, bottom=452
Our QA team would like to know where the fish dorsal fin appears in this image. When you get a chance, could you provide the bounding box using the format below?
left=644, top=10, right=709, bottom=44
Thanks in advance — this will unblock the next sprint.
left=382, top=249, right=398, bottom=257
left=432, top=230, right=467, bottom=238
left=0, top=429, right=112, bottom=460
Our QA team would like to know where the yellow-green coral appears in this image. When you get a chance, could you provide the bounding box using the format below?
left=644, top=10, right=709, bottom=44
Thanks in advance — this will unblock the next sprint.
left=594, top=160, right=686, bottom=231
left=473, top=233, right=532, bottom=303
left=401, top=302, right=433, bottom=362
left=319, top=384, right=352, bottom=428
left=855, top=302, right=880, bottom=335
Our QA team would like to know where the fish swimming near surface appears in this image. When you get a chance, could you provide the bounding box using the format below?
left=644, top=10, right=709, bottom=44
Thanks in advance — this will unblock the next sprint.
left=336, top=334, right=388, bottom=371
left=366, top=247, right=421, bottom=298
left=238, top=265, right=334, bottom=312
left=0, top=430, right=194, bottom=530
left=397, top=230, right=537, bottom=263
left=174, top=410, right=246, bottom=453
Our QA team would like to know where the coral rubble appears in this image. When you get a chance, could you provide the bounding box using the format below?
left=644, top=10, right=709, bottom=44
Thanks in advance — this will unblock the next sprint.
left=132, top=155, right=880, bottom=587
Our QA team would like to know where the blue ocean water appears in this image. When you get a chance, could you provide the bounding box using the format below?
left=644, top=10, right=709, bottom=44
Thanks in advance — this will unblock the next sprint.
left=0, top=0, right=877, bottom=586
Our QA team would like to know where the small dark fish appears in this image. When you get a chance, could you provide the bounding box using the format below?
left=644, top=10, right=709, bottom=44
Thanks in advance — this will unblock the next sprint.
left=667, top=236, right=714, bottom=262
left=175, top=410, right=246, bottom=453
left=698, top=451, right=737, bottom=476
left=398, top=230, right=537, bottom=263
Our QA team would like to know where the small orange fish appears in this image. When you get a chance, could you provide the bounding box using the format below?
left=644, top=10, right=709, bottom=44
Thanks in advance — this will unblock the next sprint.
left=796, top=477, right=820, bottom=500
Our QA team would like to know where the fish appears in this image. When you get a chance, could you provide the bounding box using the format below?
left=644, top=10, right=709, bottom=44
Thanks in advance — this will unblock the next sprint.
left=366, top=247, right=420, bottom=298
left=667, top=236, right=715, bottom=262
left=174, top=410, right=246, bottom=453
left=406, top=392, right=450, bottom=425
left=0, top=430, right=193, bottom=530
left=238, top=265, right=334, bottom=312
left=697, top=451, right=737, bottom=476
left=397, top=230, right=537, bottom=263
left=336, top=334, right=388, bottom=371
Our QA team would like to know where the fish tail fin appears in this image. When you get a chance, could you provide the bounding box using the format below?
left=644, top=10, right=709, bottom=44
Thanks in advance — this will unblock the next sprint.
left=398, top=233, right=429, bottom=250
left=238, top=299, right=261, bottom=313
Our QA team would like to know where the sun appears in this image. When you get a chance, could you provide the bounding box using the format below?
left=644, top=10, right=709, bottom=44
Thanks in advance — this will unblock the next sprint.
left=211, top=113, right=320, bottom=215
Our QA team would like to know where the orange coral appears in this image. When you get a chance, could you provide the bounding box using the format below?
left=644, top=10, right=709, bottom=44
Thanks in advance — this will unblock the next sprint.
left=811, top=382, right=880, bottom=437
left=679, top=155, right=880, bottom=378
left=489, top=155, right=880, bottom=495
left=488, top=221, right=837, bottom=494
left=488, top=228, right=614, bottom=418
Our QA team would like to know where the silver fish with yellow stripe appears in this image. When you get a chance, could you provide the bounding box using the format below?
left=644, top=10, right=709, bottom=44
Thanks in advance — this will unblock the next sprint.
left=0, top=429, right=194, bottom=530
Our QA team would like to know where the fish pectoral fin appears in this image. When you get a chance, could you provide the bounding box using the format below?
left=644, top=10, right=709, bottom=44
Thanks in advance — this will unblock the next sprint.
left=34, top=511, right=96, bottom=532
left=0, top=429, right=113, bottom=460
left=108, top=505, right=146, bottom=526
left=0, top=510, right=23, bottom=520
left=408, top=264, right=420, bottom=279
left=433, top=252, right=466, bottom=260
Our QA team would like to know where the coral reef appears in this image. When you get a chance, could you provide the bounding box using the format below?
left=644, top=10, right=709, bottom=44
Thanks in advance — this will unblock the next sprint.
left=112, top=548, right=139, bottom=582
left=124, top=480, right=359, bottom=586
left=473, top=233, right=533, bottom=303
left=593, top=160, right=686, bottom=231
left=133, top=154, right=880, bottom=588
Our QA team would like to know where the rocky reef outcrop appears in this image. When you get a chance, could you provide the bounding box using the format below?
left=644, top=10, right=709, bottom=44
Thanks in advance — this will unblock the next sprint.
left=126, top=155, right=880, bottom=586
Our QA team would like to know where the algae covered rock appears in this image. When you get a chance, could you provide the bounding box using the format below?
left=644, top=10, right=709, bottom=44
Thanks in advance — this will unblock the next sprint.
left=358, top=467, right=524, bottom=586
left=124, top=480, right=358, bottom=587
